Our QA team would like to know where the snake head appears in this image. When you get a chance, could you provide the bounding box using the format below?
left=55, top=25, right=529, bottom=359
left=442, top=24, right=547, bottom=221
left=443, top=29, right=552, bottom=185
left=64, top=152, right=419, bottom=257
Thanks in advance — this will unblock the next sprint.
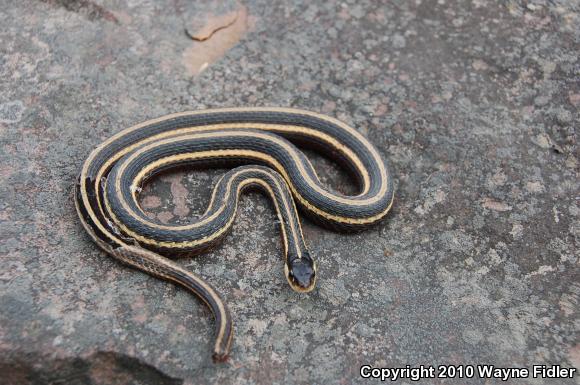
left=285, top=252, right=317, bottom=293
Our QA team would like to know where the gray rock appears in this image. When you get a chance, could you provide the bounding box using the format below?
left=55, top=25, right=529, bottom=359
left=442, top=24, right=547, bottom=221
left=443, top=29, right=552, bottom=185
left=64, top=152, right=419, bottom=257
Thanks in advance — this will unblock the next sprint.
left=0, top=0, right=578, bottom=384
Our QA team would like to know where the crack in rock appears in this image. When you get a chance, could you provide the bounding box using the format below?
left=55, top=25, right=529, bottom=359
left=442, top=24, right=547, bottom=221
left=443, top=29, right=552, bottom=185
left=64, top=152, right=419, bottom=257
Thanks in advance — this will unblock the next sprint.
left=184, top=11, right=239, bottom=42
left=182, top=5, right=255, bottom=76
left=0, top=351, right=183, bottom=385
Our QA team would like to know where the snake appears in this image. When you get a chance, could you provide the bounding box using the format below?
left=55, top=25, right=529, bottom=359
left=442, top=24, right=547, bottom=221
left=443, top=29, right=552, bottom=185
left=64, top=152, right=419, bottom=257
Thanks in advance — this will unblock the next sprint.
left=74, top=107, right=394, bottom=362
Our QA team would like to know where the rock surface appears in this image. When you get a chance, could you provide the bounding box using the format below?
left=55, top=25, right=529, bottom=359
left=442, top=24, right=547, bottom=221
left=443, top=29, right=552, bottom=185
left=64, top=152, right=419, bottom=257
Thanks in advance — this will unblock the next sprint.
left=0, top=0, right=578, bottom=384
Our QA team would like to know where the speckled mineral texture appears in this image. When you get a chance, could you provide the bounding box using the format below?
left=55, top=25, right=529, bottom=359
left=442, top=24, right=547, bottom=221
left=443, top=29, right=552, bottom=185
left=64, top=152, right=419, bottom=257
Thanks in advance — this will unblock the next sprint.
left=0, top=0, right=578, bottom=384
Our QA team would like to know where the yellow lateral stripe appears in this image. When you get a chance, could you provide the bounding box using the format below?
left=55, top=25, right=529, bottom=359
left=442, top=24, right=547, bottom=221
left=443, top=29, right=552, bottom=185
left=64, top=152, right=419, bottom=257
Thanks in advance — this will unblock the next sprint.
left=79, top=109, right=388, bottom=248
left=90, top=122, right=373, bottom=222
left=116, top=130, right=387, bottom=207
left=123, top=164, right=299, bottom=255
left=107, top=174, right=299, bottom=250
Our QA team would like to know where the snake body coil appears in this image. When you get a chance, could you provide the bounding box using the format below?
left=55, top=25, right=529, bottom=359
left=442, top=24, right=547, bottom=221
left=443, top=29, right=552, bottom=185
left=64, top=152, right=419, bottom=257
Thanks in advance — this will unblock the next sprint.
left=75, top=107, right=394, bottom=361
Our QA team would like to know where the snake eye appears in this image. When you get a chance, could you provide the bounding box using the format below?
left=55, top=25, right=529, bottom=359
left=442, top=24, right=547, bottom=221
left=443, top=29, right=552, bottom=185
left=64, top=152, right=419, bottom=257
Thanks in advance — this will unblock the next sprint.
left=286, top=253, right=316, bottom=292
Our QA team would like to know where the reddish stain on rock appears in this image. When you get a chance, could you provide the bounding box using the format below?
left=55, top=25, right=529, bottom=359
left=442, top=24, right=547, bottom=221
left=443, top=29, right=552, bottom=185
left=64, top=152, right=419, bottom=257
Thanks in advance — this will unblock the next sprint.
left=164, top=173, right=190, bottom=218
left=141, top=195, right=162, bottom=209
left=157, top=211, right=174, bottom=224
left=569, top=92, right=580, bottom=107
